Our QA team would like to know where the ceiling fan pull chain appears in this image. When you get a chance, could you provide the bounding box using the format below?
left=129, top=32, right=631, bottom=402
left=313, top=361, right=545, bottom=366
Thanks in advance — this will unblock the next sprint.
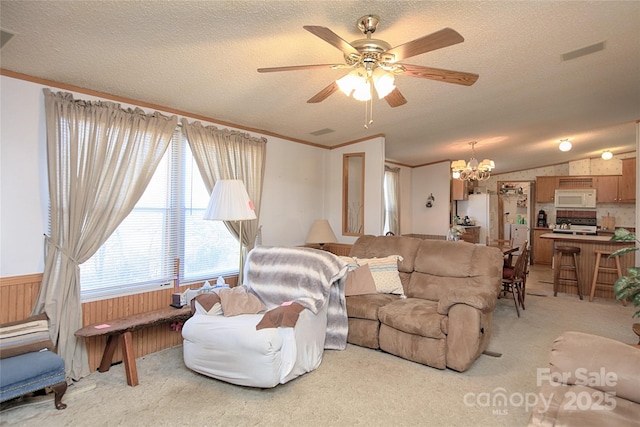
left=364, top=82, right=374, bottom=128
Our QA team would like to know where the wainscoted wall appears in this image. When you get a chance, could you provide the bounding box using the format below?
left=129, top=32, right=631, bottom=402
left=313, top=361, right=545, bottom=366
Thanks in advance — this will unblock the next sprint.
left=0, top=274, right=237, bottom=372
left=1, top=245, right=352, bottom=373
left=0, top=274, right=42, bottom=323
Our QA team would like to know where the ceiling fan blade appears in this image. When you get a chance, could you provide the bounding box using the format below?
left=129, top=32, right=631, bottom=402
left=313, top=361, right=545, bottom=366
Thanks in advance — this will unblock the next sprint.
left=385, top=88, right=407, bottom=108
left=384, top=28, right=464, bottom=62
left=258, top=64, right=346, bottom=73
left=398, top=64, right=479, bottom=86
left=303, top=26, right=360, bottom=56
left=307, top=82, right=339, bottom=103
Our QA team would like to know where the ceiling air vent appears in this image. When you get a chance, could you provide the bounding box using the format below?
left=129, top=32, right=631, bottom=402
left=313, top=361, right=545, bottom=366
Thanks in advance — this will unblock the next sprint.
left=561, top=41, right=606, bottom=61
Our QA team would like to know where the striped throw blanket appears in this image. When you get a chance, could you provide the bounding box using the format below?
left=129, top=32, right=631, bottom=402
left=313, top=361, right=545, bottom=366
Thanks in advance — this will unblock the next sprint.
left=245, top=246, right=349, bottom=350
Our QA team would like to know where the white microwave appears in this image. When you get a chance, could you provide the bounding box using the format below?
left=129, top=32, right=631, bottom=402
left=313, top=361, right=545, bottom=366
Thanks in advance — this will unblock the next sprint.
left=554, top=189, right=597, bottom=208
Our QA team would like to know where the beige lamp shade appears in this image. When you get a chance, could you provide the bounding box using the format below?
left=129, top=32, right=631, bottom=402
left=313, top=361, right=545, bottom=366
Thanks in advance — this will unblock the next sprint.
left=203, top=180, right=256, bottom=221
left=306, top=220, right=337, bottom=245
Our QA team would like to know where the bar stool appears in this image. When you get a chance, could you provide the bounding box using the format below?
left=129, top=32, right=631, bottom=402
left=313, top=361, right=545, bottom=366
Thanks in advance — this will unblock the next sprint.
left=553, top=246, right=583, bottom=300
left=589, top=250, right=625, bottom=305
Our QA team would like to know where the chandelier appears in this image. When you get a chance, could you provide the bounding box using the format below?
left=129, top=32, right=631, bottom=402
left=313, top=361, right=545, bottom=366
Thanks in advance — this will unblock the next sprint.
left=451, top=141, right=495, bottom=181
left=336, top=65, right=396, bottom=128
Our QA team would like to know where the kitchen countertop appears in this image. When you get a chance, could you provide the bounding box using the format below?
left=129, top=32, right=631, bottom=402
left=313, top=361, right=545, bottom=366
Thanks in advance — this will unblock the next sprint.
left=538, top=233, right=629, bottom=243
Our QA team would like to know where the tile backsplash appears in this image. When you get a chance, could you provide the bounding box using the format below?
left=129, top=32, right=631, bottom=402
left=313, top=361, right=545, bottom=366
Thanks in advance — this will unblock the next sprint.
left=536, top=202, right=635, bottom=229
left=482, top=152, right=636, bottom=229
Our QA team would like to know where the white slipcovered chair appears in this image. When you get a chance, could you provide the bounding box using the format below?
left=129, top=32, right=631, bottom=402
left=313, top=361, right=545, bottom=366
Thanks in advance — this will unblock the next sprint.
left=182, top=246, right=348, bottom=388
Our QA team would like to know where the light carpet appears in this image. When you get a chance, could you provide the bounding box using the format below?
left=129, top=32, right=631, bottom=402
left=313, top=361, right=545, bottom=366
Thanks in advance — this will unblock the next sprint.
left=1, top=265, right=637, bottom=427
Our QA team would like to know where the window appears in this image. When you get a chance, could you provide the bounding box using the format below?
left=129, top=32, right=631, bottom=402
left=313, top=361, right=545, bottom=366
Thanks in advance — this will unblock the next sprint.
left=383, top=166, right=400, bottom=236
left=80, top=129, right=239, bottom=301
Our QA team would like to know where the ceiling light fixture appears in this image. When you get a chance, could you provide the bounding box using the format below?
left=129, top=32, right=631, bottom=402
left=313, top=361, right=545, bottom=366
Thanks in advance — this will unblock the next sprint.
left=558, top=139, right=572, bottom=152
left=451, top=141, right=495, bottom=182
left=336, top=65, right=396, bottom=128
left=601, top=150, right=613, bottom=160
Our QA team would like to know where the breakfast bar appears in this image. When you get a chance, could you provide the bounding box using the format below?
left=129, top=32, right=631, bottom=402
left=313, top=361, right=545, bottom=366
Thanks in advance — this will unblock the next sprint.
left=539, top=233, right=636, bottom=300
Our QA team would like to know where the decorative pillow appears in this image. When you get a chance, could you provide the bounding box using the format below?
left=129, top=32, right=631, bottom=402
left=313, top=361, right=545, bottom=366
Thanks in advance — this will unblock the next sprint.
left=191, top=293, right=223, bottom=316
left=344, top=264, right=377, bottom=296
left=256, top=302, right=305, bottom=330
left=0, top=314, right=54, bottom=359
left=217, top=285, right=267, bottom=317
left=355, top=255, right=404, bottom=295
left=339, top=256, right=358, bottom=271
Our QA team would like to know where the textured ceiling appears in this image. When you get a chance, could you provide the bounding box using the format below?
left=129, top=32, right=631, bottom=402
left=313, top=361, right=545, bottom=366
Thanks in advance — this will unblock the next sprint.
left=1, top=1, right=639, bottom=173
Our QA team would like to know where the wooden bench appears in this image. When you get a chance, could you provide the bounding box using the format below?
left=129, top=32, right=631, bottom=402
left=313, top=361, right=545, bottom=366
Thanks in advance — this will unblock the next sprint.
left=75, top=306, right=191, bottom=386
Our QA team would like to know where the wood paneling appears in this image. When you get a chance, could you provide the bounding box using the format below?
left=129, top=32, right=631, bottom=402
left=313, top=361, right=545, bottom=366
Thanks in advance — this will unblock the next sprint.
left=0, top=274, right=42, bottom=323
left=0, top=273, right=237, bottom=372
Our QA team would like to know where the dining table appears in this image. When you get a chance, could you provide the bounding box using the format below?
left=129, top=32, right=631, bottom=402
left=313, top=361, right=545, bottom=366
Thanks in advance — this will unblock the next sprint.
left=494, top=245, right=519, bottom=267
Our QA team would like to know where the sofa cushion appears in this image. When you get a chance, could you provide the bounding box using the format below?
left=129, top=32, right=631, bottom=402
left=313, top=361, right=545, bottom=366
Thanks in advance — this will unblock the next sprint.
left=0, top=350, right=65, bottom=403
left=0, top=314, right=54, bottom=359
left=346, top=294, right=399, bottom=320
left=350, top=235, right=421, bottom=274
left=378, top=298, right=445, bottom=339
left=549, top=331, right=640, bottom=404
left=406, top=241, right=503, bottom=302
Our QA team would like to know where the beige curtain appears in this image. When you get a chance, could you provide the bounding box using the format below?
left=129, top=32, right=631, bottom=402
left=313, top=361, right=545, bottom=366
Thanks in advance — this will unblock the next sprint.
left=34, top=89, right=177, bottom=380
left=384, top=165, right=401, bottom=235
left=181, top=118, right=266, bottom=258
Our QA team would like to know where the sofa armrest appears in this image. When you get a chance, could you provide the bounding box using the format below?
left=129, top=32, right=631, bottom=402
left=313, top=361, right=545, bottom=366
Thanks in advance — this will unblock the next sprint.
left=547, top=331, right=640, bottom=404
left=437, top=288, right=498, bottom=315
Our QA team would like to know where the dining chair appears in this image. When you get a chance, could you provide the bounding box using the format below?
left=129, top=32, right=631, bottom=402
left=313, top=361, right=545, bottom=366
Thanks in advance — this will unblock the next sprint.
left=486, top=237, right=514, bottom=248
left=501, top=240, right=529, bottom=317
left=487, top=237, right=515, bottom=266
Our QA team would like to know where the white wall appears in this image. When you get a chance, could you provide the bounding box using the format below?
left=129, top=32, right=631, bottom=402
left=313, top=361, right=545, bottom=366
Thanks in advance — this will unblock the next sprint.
left=327, top=137, right=385, bottom=244
left=260, top=140, right=326, bottom=247
left=0, top=75, right=327, bottom=277
left=0, top=77, right=49, bottom=276
left=410, top=161, right=452, bottom=236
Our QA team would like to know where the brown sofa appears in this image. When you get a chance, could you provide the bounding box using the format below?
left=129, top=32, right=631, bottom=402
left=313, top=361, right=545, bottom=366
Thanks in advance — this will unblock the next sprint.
left=528, top=331, right=640, bottom=426
left=345, top=235, right=503, bottom=372
left=529, top=332, right=640, bottom=427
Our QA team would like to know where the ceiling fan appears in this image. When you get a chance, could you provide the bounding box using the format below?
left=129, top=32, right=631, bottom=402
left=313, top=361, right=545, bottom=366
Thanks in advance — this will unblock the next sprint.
left=257, top=15, right=479, bottom=107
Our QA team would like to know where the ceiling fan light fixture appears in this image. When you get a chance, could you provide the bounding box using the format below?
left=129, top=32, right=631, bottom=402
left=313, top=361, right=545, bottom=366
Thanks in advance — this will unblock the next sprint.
left=336, top=69, right=362, bottom=96
left=601, top=150, right=613, bottom=160
left=558, top=139, right=572, bottom=152
left=352, top=79, right=372, bottom=101
left=372, top=67, right=395, bottom=98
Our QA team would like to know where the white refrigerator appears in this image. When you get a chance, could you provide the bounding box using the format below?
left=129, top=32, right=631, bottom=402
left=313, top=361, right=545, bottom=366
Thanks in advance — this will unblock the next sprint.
left=511, top=224, right=530, bottom=256
left=462, top=194, right=499, bottom=245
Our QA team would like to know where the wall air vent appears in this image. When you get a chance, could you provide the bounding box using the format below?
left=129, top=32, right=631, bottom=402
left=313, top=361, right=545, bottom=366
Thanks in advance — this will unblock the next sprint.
left=310, top=128, right=335, bottom=136
left=561, top=41, right=606, bottom=61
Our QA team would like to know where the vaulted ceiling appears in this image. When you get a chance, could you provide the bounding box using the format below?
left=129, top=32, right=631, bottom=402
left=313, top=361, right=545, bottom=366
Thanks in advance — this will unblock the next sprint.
left=1, top=1, right=638, bottom=173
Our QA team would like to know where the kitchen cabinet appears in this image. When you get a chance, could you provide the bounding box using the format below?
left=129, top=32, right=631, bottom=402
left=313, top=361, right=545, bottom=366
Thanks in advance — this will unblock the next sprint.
left=619, top=158, right=636, bottom=203
left=593, top=159, right=636, bottom=204
left=451, top=179, right=476, bottom=201
left=533, top=228, right=553, bottom=265
left=460, top=226, right=480, bottom=244
left=593, top=176, right=619, bottom=203
left=535, top=177, right=557, bottom=203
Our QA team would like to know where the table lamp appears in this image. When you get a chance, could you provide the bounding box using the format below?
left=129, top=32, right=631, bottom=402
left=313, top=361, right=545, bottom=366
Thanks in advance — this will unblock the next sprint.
left=305, top=220, right=337, bottom=250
